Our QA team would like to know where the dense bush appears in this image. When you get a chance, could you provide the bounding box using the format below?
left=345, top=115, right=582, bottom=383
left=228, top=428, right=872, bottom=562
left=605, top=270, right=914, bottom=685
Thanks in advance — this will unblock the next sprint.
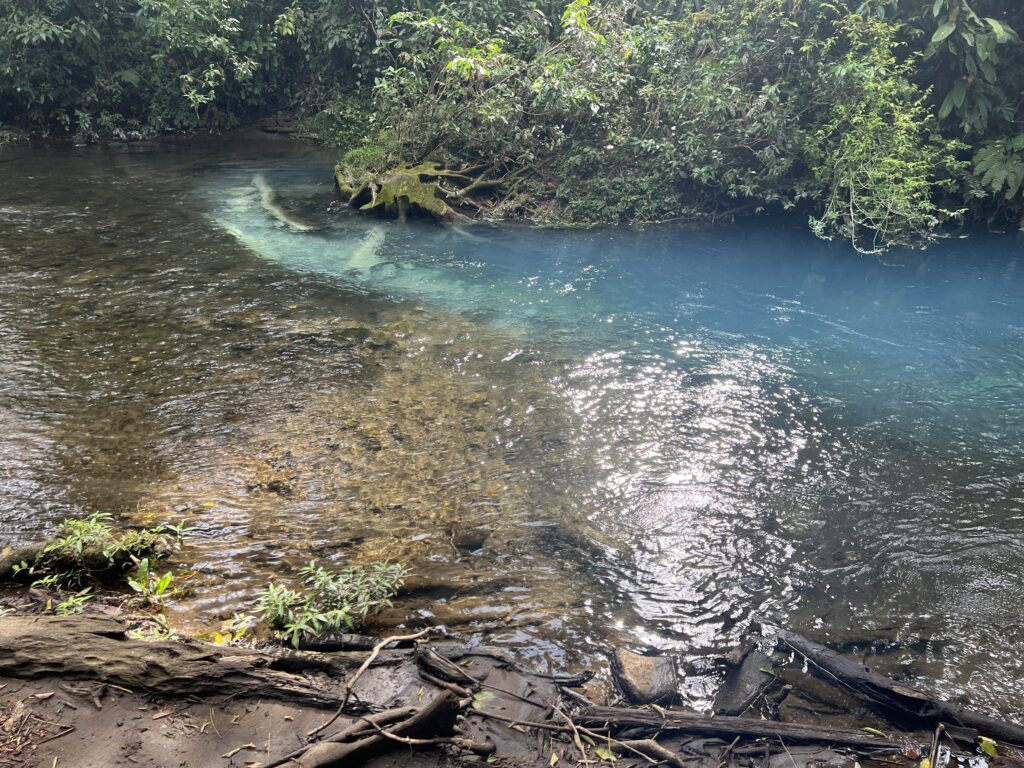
left=2, top=0, right=1023, bottom=249
left=358, top=0, right=967, bottom=248
left=0, top=0, right=291, bottom=140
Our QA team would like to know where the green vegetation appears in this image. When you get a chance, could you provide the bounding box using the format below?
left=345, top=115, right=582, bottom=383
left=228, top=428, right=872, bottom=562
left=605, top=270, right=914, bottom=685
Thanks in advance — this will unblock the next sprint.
left=3, top=0, right=1024, bottom=250
left=12, top=512, right=184, bottom=589
left=8, top=513, right=187, bottom=621
left=126, top=556, right=176, bottom=605
left=256, top=560, right=407, bottom=647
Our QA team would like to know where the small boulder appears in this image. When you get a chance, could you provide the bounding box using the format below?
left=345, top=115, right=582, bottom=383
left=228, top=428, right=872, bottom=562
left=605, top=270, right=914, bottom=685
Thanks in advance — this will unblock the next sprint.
left=713, top=641, right=775, bottom=715
left=610, top=648, right=678, bottom=705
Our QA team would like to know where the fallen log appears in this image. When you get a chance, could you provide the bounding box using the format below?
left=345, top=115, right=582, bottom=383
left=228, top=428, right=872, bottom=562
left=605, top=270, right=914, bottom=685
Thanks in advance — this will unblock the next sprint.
left=773, top=627, right=1024, bottom=746
left=1, top=535, right=175, bottom=585
left=574, top=706, right=900, bottom=749
left=0, top=614, right=368, bottom=711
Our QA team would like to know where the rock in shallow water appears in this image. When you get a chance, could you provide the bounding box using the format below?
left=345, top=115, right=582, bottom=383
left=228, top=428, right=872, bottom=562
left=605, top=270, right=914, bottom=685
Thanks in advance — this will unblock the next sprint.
left=610, top=648, right=678, bottom=705
left=713, top=641, right=775, bottom=715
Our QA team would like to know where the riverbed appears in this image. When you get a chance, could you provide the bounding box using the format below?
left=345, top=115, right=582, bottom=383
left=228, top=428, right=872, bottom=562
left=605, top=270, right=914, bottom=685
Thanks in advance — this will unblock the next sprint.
left=2, top=137, right=1023, bottom=716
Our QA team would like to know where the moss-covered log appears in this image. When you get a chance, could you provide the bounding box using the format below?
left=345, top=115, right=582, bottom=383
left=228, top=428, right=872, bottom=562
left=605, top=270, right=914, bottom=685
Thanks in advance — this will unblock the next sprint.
left=0, top=515, right=177, bottom=586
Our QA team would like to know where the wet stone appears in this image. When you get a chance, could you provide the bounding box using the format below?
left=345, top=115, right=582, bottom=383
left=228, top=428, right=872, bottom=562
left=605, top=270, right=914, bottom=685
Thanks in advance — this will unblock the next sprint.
left=713, top=642, right=775, bottom=716
left=610, top=648, right=678, bottom=705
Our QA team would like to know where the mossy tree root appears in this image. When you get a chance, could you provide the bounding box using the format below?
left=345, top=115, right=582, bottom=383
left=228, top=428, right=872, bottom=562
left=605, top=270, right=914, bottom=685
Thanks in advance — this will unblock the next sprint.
left=334, top=161, right=508, bottom=223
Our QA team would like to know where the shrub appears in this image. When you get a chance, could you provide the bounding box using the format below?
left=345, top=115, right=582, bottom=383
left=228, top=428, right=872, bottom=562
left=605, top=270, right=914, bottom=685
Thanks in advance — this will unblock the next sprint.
left=256, top=560, right=407, bottom=647
left=13, top=512, right=186, bottom=590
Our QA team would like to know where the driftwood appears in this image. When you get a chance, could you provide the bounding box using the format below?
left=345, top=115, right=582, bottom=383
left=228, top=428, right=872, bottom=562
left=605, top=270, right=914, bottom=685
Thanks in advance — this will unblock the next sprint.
left=612, top=738, right=690, bottom=768
left=416, top=646, right=480, bottom=687
left=265, top=705, right=429, bottom=767
left=574, top=706, right=900, bottom=749
left=0, top=614, right=368, bottom=710
left=774, top=628, right=1024, bottom=746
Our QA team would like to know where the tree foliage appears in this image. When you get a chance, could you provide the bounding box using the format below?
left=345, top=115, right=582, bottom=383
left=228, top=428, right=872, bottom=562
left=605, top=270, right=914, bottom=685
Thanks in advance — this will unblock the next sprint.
left=2, top=0, right=1023, bottom=249
left=808, top=14, right=965, bottom=252
left=0, top=0, right=290, bottom=140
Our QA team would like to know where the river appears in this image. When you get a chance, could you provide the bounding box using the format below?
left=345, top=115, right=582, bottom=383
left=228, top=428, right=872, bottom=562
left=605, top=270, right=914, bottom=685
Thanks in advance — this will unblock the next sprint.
left=1, top=137, right=1023, bottom=716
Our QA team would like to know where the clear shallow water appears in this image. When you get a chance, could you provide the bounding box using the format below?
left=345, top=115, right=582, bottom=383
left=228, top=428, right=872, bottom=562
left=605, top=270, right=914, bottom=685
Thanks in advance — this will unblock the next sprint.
left=2, top=139, right=1024, bottom=716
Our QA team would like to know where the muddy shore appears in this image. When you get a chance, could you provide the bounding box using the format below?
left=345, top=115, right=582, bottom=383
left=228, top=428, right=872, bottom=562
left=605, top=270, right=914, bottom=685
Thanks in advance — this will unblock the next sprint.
left=2, top=598, right=1023, bottom=768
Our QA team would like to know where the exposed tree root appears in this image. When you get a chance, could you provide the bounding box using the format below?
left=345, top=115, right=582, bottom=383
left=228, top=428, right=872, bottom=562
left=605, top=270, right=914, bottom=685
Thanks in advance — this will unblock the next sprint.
left=574, top=706, right=900, bottom=749
left=773, top=626, right=1024, bottom=746
left=335, top=161, right=511, bottom=223
left=0, top=614, right=369, bottom=711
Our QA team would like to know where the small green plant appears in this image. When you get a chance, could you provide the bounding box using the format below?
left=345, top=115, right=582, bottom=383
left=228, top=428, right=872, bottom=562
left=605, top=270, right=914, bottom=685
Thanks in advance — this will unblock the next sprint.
left=126, top=557, right=175, bottom=604
left=30, top=572, right=75, bottom=590
left=127, top=612, right=177, bottom=641
left=54, top=588, right=93, bottom=615
left=16, top=513, right=187, bottom=591
left=153, top=521, right=194, bottom=539
left=257, top=560, right=407, bottom=648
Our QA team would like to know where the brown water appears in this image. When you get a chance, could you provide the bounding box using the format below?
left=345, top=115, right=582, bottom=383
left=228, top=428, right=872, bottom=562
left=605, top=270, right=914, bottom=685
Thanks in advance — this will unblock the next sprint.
left=2, top=137, right=1024, bottom=716
left=0, top=139, right=618, bottom=675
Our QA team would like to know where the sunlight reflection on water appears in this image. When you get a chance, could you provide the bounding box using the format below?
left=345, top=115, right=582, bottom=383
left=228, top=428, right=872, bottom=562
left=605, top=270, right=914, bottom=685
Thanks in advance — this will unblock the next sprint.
left=1, top=143, right=1024, bottom=717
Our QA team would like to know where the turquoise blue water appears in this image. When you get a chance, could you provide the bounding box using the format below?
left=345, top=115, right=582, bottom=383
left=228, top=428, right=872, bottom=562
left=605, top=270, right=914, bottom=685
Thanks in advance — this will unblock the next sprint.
left=204, top=157, right=1024, bottom=710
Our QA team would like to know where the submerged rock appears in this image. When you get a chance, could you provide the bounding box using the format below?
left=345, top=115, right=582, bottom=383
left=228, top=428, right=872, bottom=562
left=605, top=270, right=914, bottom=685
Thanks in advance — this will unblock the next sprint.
left=610, top=648, right=678, bottom=705
left=713, top=641, right=776, bottom=716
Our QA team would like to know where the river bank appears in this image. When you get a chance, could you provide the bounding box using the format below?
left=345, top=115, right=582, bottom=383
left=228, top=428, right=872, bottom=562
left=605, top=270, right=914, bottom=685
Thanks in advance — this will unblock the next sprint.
left=3, top=588, right=1024, bottom=768
left=3, top=514, right=1024, bottom=767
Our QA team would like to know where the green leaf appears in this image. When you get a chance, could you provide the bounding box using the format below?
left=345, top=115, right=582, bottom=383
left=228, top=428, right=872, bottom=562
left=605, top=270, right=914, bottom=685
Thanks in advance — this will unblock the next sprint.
left=932, top=0, right=945, bottom=17
left=156, top=572, right=173, bottom=594
left=471, top=691, right=495, bottom=710
left=951, top=79, right=967, bottom=109
left=932, top=22, right=956, bottom=44
left=938, top=91, right=956, bottom=120
left=985, top=18, right=1005, bottom=40
left=979, top=737, right=998, bottom=757
left=595, top=746, right=616, bottom=762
